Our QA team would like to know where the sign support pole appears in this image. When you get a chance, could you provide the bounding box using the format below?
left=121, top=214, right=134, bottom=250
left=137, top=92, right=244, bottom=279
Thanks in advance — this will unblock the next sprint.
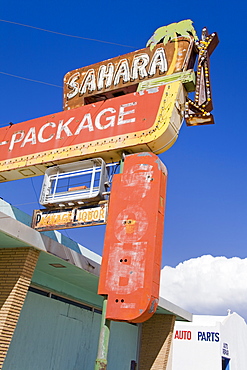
left=95, top=157, right=125, bottom=370
left=95, top=298, right=111, bottom=370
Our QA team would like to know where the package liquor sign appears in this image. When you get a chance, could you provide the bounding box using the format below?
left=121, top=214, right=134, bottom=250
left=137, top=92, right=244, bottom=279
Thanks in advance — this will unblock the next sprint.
left=32, top=203, right=108, bottom=231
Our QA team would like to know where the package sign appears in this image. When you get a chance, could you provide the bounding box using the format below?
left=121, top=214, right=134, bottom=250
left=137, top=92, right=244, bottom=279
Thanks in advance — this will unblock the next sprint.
left=32, top=203, right=108, bottom=231
left=0, top=82, right=186, bottom=182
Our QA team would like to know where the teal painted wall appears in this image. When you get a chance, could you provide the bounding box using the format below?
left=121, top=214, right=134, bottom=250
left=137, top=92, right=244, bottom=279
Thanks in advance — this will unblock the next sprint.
left=32, top=269, right=104, bottom=309
left=109, top=321, right=139, bottom=368
left=3, top=292, right=139, bottom=370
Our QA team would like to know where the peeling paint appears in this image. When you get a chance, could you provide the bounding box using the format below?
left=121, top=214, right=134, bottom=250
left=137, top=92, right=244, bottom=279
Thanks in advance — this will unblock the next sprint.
left=121, top=164, right=154, bottom=199
left=137, top=152, right=153, bottom=157
left=114, top=206, right=148, bottom=243
left=105, top=242, right=147, bottom=294
left=149, top=298, right=159, bottom=313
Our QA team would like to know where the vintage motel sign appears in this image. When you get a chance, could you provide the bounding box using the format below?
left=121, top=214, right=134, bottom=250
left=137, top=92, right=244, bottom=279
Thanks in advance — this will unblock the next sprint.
left=0, top=19, right=220, bottom=183
left=98, top=152, right=167, bottom=323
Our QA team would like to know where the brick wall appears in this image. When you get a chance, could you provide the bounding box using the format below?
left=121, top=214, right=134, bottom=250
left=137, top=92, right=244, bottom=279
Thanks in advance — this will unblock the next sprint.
left=0, top=248, right=40, bottom=369
left=138, top=314, right=176, bottom=370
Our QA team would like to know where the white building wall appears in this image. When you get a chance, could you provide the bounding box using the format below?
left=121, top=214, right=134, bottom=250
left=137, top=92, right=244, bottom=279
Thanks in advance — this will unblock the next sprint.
left=172, top=313, right=247, bottom=370
left=220, top=313, right=247, bottom=370
left=172, top=321, right=221, bottom=369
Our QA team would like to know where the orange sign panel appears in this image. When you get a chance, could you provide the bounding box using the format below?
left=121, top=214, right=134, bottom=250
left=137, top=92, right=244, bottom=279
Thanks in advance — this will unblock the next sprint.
left=0, top=82, right=185, bottom=182
left=98, top=152, right=167, bottom=323
left=63, top=37, right=194, bottom=110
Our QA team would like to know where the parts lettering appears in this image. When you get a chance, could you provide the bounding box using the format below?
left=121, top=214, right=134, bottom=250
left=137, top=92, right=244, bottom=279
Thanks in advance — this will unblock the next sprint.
left=198, top=331, right=219, bottom=342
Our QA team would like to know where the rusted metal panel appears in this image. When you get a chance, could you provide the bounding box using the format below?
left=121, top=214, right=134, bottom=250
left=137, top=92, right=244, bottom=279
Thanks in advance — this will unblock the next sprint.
left=98, top=152, right=167, bottom=323
left=0, top=82, right=186, bottom=182
left=63, top=37, right=194, bottom=110
left=32, top=203, right=108, bottom=231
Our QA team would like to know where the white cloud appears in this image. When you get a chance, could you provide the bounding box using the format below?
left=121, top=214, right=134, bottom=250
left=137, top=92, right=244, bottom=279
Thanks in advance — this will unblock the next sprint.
left=160, top=255, right=247, bottom=320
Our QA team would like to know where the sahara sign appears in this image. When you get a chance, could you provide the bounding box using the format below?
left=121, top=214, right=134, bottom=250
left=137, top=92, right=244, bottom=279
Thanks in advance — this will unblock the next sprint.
left=63, top=37, right=194, bottom=110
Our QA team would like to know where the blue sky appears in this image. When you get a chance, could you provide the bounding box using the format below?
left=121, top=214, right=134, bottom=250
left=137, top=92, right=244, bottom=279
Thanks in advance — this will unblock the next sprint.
left=1, top=0, right=247, bottom=269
